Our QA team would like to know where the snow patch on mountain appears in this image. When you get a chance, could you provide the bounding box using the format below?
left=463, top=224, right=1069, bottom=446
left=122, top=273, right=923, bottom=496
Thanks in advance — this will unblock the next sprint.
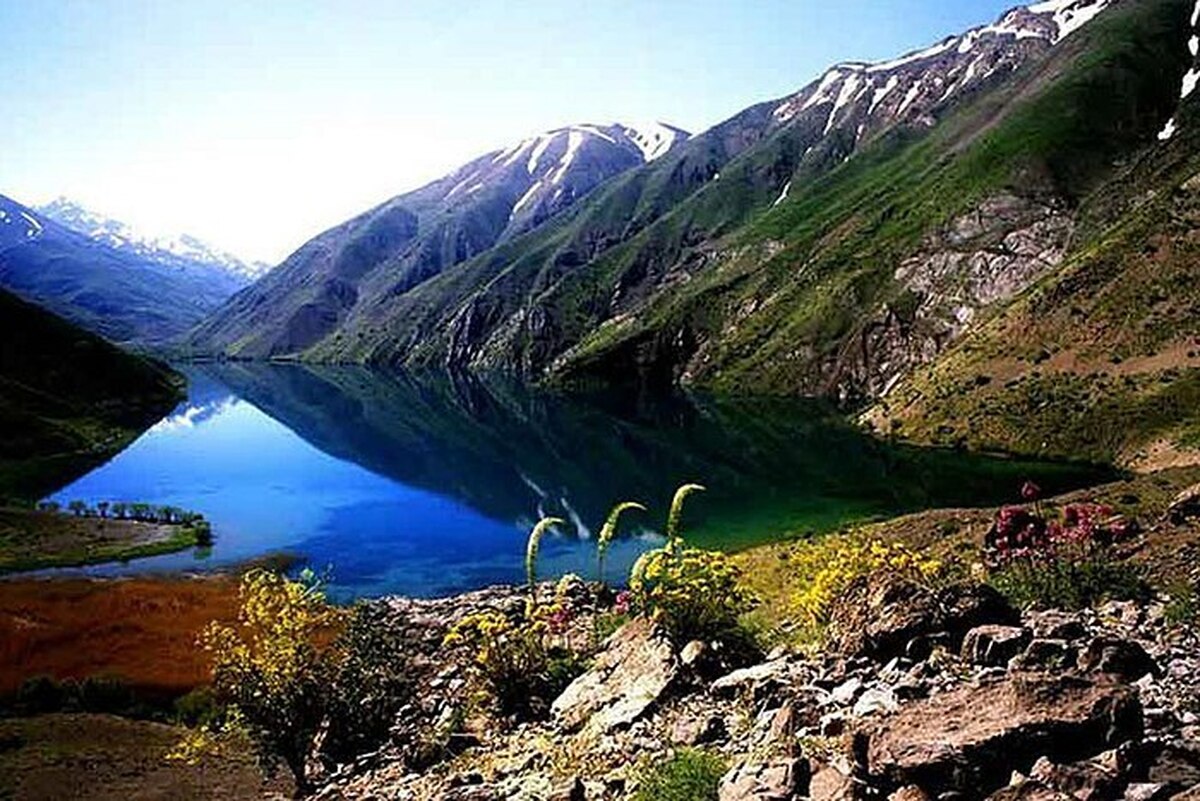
left=36, top=198, right=269, bottom=281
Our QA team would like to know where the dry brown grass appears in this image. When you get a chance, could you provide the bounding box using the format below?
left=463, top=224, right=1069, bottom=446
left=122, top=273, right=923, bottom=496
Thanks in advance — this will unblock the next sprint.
left=0, top=576, right=240, bottom=696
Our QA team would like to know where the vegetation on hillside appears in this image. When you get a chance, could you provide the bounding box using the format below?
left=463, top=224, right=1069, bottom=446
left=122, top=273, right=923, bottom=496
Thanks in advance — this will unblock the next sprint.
left=0, top=287, right=182, bottom=501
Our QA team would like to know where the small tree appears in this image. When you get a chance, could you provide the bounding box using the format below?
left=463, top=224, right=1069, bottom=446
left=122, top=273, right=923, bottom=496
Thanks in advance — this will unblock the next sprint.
left=111, top=502, right=128, bottom=519
left=201, top=570, right=342, bottom=796
left=96, top=501, right=110, bottom=519
left=67, top=500, right=88, bottom=517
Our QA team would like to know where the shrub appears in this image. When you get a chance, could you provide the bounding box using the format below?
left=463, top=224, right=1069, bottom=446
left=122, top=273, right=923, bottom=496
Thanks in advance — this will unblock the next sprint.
left=1165, top=581, right=1199, bottom=626
left=631, top=748, right=727, bottom=801
left=198, top=569, right=344, bottom=796
left=320, top=603, right=413, bottom=767
left=774, top=535, right=944, bottom=646
left=442, top=575, right=586, bottom=720
left=984, top=500, right=1147, bottom=611
left=630, top=546, right=757, bottom=643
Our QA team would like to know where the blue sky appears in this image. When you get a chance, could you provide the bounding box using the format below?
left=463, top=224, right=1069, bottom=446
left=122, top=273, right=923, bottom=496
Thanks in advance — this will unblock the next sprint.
left=0, top=0, right=1016, bottom=263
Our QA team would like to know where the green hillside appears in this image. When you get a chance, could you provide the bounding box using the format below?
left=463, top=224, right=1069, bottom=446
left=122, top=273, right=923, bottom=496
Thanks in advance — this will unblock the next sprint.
left=0, top=289, right=184, bottom=500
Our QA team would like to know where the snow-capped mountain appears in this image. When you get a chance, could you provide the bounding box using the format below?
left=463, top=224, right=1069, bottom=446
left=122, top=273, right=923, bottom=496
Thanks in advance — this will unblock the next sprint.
left=438, top=121, right=690, bottom=238
left=0, top=194, right=255, bottom=345
left=770, top=0, right=1114, bottom=140
left=36, top=197, right=270, bottom=283
left=188, top=120, right=690, bottom=358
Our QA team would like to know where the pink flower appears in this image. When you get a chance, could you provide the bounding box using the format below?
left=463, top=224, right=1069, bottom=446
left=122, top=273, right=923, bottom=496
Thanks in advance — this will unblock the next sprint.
left=1021, top=481, right=1042, bottom=502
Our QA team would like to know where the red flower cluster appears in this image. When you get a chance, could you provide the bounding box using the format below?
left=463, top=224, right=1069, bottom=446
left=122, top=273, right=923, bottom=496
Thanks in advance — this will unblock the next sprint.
left=984, top=490, right=1135, bottom=570
left=613, top=590, right=632, bottom=616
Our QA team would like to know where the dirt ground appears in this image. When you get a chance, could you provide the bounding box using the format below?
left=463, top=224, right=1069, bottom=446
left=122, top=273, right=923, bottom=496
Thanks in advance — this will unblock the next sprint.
left=0, top=713, right=291, bottom=800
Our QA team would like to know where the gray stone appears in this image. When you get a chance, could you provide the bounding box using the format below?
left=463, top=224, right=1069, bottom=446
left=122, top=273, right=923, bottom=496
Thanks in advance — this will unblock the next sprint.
left=962, top=625, right=1032, bottom=667
left=551, top=618, right=677, bottom=734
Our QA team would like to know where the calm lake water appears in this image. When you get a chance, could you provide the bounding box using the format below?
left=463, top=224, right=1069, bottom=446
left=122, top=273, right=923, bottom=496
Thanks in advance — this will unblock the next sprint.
left=41, top=364, right=1111, bottom=600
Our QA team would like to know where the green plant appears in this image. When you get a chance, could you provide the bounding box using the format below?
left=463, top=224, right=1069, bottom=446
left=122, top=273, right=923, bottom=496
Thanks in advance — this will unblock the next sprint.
left=631, top=748, right=727, bottom=801
left=630, top=546, right=757, bottom=643
left=197, top=569, right=343, bottom=796
left=1165, top=581, right=1199, bottom=626
left=442, top=577, right=586, bottom=720
left=666, top=484, right=705, bottom=546
left=597, top=501, right=646, bottom=583
left=525, top=516, right=565, bottom=590
left=320, top=603, right=413, bottom=767
left=988, top=555, right=1148, bottom=611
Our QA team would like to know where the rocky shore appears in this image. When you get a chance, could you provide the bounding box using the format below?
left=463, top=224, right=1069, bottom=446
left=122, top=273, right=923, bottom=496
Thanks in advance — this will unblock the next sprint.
left=310, top=572, right=1199, bottom=801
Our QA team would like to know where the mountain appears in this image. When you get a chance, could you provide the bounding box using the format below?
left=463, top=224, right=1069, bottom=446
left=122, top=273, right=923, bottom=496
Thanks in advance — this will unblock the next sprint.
left=189, top=0, right=1200, bottom=470
left=37, top=196, right=269, bottom=284
left=0, top=287, right=182, bottom=500
left=0, top=194, right=251, bottom=347
left=185, top=122, right=689, bottom=357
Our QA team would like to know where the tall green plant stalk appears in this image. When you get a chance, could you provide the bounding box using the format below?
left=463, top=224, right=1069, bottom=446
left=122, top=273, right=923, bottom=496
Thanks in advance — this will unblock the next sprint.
left=525, top=517, right=565, bottom=593
left=597, top=501, right=646, bottom=584
left=666, top=484, right=705, bottom=550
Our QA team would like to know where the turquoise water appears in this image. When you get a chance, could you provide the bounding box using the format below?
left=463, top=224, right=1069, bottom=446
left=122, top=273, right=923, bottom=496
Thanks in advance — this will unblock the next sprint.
left=40, top=364, right=1111, bottom=599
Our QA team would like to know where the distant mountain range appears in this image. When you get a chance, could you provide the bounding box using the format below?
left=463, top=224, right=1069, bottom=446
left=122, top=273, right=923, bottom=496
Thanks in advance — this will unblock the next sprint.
left=36, top=197, right=270, bottom=283
left=0, top=194, right=257, bottom=346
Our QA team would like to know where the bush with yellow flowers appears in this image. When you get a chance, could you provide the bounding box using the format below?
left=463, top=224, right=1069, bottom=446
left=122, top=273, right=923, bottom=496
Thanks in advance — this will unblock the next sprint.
left=193, top=569, right=343, bottom=796
left=781, top=536, right=943, bottom=644
left=629, top=545, right=757, bottom=643
left=443, top=574, right=589, bottom=720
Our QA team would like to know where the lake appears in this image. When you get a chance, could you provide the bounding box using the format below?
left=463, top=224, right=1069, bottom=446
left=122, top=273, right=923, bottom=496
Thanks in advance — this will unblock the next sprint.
left=40, top=364, right=1111, bottom=600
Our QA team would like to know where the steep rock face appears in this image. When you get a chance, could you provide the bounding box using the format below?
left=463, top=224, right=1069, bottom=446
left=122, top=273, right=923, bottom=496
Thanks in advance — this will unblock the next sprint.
left=185, top=122, right=689, bottom=358
left=838, top=193, right=1074, bottom=400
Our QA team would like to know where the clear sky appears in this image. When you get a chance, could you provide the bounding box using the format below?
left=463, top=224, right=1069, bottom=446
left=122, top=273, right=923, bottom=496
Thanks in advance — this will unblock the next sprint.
left=0, top=0, right=1017, bottom=264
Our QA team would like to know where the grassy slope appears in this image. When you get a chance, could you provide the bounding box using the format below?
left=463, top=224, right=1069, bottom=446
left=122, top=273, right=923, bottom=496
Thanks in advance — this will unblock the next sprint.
left=555, top=0, right=1192, bottom=394
left=309, top=0, right=1191, bottom=435
left=0, top=508, right=205, bottom=573
left=868, top=17, right=1200, bottom=468
left=0, top=289, right=183, bottom=500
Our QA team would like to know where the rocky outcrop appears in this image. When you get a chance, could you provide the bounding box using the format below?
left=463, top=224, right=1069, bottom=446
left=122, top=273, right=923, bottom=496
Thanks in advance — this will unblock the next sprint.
left=319, top=584, right=1200, bottom=801
left=841, top=192, right=1074, bottom=400
left=551, top=619, right=677, bottom=735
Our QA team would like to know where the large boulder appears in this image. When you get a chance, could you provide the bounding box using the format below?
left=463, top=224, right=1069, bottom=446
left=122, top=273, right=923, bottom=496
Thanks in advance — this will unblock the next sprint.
left=962, top=625, right=1032, bottom=667
left=718, top=759, right=810, bottom=801
left=550, top=618, right=677, bottom=734
left=828, top=578, right=1018, bottom=662
left=865, top=674, right=1143, bottom=795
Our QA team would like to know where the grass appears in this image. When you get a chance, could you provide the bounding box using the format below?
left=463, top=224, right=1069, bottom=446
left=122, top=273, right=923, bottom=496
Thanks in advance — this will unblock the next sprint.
left=0, top=507, right=207, bottom=574
left=631, top=749, right=727, bottom=801
left=0, top=575, right=241, bottom=697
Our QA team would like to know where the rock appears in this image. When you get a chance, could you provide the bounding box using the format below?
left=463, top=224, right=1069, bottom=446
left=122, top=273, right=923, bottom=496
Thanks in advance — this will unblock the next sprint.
left=1025, top=611, right=1087, bottom=642
left=671, top=713, right=726, bottom=746
left=987, top=781, right=1074, bottom=800
left=712, top=659, right=793, bottom=703
left=1079, top=638, right=1159, bottom=682
left=1125, top=784, right=1172, bottom=801
left=831, top=677, right=863, bottom=705
left=551, top=618, right=676, bottom=734
left=1010, top=640, right=1076, bottom=673
left=1148, top=744, right=1200, bottom=791
left=865, top=674, right=1143, bottom=794
left=548, top=776, right=586, bottom=801
left=1171, top=785, right=1200, bottom=800
left=719, top=758, right=810, bottom=800
left=853, top=686, right=899, bottom=718
left=963, top=626, right=1032, bottom=667
left=681, top=640, right=707, bottom=668
left=1166, top=483, right=1200, bottom=525
left=890, top=786, right=933, bottom=801
left=828, top=578, right=1018, bottom=662
left=809, top=764, right=860, bottom=801
left=1028, top=755, right=1122, bottom=800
